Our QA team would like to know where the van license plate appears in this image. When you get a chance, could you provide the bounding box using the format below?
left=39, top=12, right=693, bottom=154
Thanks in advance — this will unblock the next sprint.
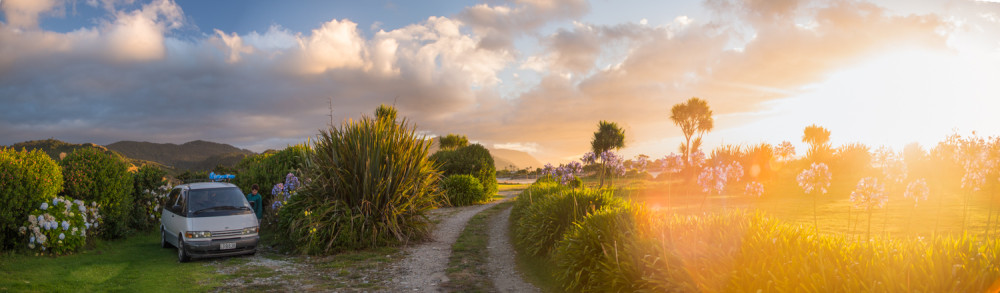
left=220, top=242, right=236, bottom=250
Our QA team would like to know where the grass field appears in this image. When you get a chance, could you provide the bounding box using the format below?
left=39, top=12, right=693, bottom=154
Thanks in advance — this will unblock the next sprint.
left=600, top=177, right=1000, bottom=240
left=0, top=232, right=220, bottom=292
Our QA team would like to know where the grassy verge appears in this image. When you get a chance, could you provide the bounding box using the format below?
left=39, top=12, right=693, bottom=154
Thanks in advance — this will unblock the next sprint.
left=441, top=201, right=513, bottom=292
left=498, top=183, right=530, bottom=191
left=0, top=231, right=220, bottom=292
left=513, top=239, right=559, bottom=292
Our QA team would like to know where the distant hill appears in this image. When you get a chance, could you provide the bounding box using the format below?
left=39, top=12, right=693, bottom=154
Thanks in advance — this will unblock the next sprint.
left=106, top=140, right=255, bottom=171
left=7, top=138, right=162, bottom=168
left=489, top=148, right=543, bottom=171
left=426, top=137, right=542, bottom=171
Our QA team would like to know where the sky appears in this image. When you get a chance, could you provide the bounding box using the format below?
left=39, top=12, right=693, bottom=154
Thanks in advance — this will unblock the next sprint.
left=1, top=0, right=999, bottom=165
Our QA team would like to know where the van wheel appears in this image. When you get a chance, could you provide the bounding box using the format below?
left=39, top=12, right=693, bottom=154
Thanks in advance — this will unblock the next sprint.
left=177, top=235, right=190, bottom=263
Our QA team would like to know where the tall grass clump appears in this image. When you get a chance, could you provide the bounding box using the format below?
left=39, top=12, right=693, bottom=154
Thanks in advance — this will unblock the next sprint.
left=509, top=180, right=563, bottom=224
left=441, top=174, right=486, bottom=206
left=0, top=148, right=64, bottom=250
left=553, top=203, right=696, bottom=292
left=513, top=187, right=626, bottom=257
left=276, top=106, right=442, bottom=254
left=59, top=147, right=134, bottom=239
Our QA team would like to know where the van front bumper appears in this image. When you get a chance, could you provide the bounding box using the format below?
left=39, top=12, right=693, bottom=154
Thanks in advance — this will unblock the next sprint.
left=183, top=235, right=258, bottom=258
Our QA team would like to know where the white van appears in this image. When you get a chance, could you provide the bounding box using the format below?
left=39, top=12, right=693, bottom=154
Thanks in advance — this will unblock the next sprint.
left=160, top=182, right=259, bottom=262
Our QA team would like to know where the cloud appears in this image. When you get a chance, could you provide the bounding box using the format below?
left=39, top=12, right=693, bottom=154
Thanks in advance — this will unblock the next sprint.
left=1, top=0, right=65, bottom=29
left=458, top=0, right=589, bottom=51
left=0, top=0, right=964, bottom=164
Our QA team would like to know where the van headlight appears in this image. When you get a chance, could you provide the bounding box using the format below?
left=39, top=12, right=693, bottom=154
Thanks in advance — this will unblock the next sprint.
left=242, top=226, right=258, bottom=235
left=185, top=231, right=211, bottom=238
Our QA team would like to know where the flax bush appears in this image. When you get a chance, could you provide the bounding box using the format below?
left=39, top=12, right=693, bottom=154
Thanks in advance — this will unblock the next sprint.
left=276, top=106, right=442, bottom=254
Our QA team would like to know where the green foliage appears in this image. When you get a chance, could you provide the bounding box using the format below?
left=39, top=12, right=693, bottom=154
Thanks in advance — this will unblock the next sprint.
left=442, top=174, right=486, bottom=206
left=0, top=148, right=64, bottom=250
left=438, top=134, right=469, bottom=150
left=60, top=147, right=134, bottom=239
left=512, top=187, right=626, bottom=257
left=174, top=170, right=208, bottom=183
left=20, top=196, right=100, bottom=255
left=130, top=165, right=168, bottom=231
left=233, top=144, right=311, bottom=205
left=591, top=121, right=626, bottom=155
left=430, top=144, right=498, bottom=197
left=276, top=112, right=442, bottom=254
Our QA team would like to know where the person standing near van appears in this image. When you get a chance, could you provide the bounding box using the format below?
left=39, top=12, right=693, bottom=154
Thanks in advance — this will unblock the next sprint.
left=247, top=184, right=263, bottom=221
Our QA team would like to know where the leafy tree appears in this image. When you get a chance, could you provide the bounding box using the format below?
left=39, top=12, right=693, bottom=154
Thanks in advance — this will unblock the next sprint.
left=670, top=97, right=714, bottom=165
left=591, top=121, right=626, bottom=187
left=803, top=124, right=833, bottom=163
left=439, top=134, right=469, bottom=150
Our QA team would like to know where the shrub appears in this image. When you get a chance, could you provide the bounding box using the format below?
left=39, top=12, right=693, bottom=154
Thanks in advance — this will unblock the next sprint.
left=431, top=144, right=497, bottom=199
left=509, top=181, right=564, bottom=225
left=513, top=188, right=626, bottom=257
left=552, top=203, right=690, bottom=292
left=0, top=148, right=64, bottom=250
left=276, top=107, right=442, bottom=254
left=442, top=174, right=485, bottom=206
left=19, top=196, right=101, bottom=255
left=60, top=147, right=134, bottom=239
left=233, top=144, right=311, bottom=205
left=130, top=165, right=169, bottom=231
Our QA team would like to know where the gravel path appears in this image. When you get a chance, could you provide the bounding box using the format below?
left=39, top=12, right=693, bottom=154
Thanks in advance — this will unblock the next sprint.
left=392, top=191, right=517, bottom=292
left=488, top=206, right=540, bottom=293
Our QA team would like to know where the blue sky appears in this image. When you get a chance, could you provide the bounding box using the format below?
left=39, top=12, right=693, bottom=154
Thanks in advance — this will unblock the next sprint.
left=2, top=0, right=999, bottom=164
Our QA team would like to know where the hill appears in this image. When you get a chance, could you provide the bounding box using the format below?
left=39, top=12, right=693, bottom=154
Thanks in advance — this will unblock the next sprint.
left=106, top=140, right=255, bottom=171
left=7, top=139, right=162, bottom=168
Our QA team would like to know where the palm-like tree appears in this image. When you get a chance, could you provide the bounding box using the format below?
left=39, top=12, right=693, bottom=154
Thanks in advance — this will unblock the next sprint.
left=803, top=124, right=832, bottom=162
left=670, top=97, right=713, bottom=166
left=591, top=121, right=625, bottom=187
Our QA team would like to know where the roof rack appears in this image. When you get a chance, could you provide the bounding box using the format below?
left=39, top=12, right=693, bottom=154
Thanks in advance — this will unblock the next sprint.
left=180, top=172, right=236, bottom=184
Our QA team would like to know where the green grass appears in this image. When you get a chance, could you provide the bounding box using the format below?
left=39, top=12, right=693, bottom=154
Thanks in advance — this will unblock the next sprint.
left=0, top=231, right=220, bottom=292
left=441, top=201, right=513, bottom=292
left=498, top=183, right=530, bottom=191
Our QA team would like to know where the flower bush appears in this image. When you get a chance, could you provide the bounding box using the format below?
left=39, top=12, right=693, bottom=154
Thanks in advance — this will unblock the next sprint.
left=796, top=162, right=832, bottom=195
left=19, top=196, right=100, bottom=255
left=697, top=161, right=742, bottom=194
left=745, top=181, right=764, bottom=198
left=269, top=173, right=301, bottom=224
left=60, top=147, right=133, bottom=239
left=130, top=165, right=169, bottom=231
left=0, top=148, right=63, bottom=250
left=541, top=161, right=584, bottom=186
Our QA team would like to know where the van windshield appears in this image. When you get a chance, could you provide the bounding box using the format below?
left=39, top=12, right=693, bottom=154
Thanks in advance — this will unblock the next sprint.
left=187, top=187, right=252, bottom=217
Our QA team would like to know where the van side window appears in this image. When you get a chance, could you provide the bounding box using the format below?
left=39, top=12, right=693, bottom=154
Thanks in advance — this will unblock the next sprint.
left=176, top=191, right=188, bottom=216
left=166, top=189, right=181, bottom=213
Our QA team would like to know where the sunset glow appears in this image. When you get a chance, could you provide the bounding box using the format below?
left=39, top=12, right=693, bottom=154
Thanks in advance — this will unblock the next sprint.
left=2, top=0, right=998, bottom=164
